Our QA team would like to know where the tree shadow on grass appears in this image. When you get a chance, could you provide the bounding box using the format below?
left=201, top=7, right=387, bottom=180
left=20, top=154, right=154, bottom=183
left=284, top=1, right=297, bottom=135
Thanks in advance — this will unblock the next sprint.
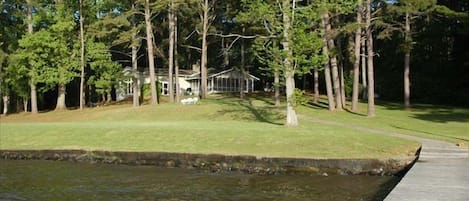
left=344, top=108, right=368, bottom=117
left=303, top=100, right=329, bottom=110
left=410, top=109, right=469, bottom=123
left=302, top=99, right=369, bottom=117
left=378, top=101, right=469, bottom=123
left=250, top=93, right=278, bottom=106
left=376, top=101, right=405, bottom=111
left=241, top=103, right=284, bottom=126
left=211, top=97, right=284, bottom=125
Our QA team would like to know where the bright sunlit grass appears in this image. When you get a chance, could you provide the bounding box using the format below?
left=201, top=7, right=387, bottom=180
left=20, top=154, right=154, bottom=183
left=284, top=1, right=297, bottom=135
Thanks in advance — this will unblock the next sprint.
left=0, top=95, right=439, bottom=159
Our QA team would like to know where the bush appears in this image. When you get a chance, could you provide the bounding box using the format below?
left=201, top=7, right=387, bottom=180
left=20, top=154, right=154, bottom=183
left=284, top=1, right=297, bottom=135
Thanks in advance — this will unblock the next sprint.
left=292, top=89, right=309, bottom=107
left=141, top=82, right=162, bottom=99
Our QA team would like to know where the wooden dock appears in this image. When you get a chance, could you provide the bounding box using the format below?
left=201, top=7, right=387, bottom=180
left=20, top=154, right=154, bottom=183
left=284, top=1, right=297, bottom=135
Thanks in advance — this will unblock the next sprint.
left=385, top=137, right=469, bottom=201
left=299, top=115, right=469, bottom=200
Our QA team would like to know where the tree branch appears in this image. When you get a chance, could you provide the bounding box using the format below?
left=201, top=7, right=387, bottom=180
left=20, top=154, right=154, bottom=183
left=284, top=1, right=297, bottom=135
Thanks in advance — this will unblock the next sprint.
left=181, top=45, right=202, bottom=52
left=184, top=30, right=197, bottom=40
left=263, top=20, right=274, bottom=35
left=208, top=32, right=276, bottom=39
left=224, top=36, right=242, bottom=52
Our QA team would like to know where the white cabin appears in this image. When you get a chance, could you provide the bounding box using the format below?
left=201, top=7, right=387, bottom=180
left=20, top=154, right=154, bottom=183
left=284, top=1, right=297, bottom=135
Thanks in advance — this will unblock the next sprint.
left=117, top=67, right=260, bottom=101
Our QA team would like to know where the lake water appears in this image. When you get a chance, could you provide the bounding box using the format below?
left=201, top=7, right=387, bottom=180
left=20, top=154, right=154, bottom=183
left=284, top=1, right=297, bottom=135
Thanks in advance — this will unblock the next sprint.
left=0, top=160, right=399, bottom=201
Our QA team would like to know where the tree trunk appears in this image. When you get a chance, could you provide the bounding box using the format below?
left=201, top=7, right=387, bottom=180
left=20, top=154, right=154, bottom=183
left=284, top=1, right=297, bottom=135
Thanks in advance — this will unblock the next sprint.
left=222, top=39, right=230, bottom=67
left=200, top=0, right=209, bottom=99
left=131, top=37, right=139, bottom=107
left=15, top=99, right=20, bottom=113
left=168, top=0, right=175, bottom=103
left=132, top=2, right=140, bottom=107
left=101, top=94, right=105, bottom=105
left=27, top=0, right=37, bottom=114
left=30, top=82, right=38, bottom=113
left=88, top=85, right=92, bottom=107
left=283, top=0, right=298, bottom=126
left=336, top=35, right=346, bottom=108
left=335, top=14, right=346, bottom=108
left=321, top=14, right=335, bottom=111
left=2, top=95, right=8, bottom=115
left=145, top=0, right=158, bottom=105
left=174, top=12, right=180, bottom=103
left=240, top=28, right=245, bottom=99
left=339, top=57, right=346, bottom=108
left=274, top=70, right=280, bottom=106
left=352, top=0, right=363, bottom=111
left=324, top=13, right=343, bottom=111
left=0, top=52, right=6, bottom=114
left=79, top=0, right=85, bottom=110
left=313, top=66, right=319, bottom=104
left=107, top=93, right=112, bottom=104
left=404, top=12, right=411, bottom=109
left=285, top=71, right=298, bottom=126
left=361, top=36, right=367, bottom=100
left=55, top=84, right=67, bottom=110
left=366, top=0, right=375, bottom=117
left=23, top=98, right=28, bottom=113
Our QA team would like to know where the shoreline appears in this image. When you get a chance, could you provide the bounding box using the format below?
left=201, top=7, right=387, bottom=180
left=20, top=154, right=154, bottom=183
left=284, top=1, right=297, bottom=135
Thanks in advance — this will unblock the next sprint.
left=0, top=148, right=420, bottom=176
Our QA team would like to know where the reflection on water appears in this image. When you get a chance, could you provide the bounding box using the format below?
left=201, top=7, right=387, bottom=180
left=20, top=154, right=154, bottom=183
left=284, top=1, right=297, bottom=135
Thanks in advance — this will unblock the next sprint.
left=0, top=160, right=398, bottom=201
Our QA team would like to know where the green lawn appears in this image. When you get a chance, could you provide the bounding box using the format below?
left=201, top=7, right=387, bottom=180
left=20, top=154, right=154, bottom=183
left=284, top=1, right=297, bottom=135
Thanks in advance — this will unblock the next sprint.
left=297, top=99, right=469, bottom=147
left=0, top=95, right=434, bottom=159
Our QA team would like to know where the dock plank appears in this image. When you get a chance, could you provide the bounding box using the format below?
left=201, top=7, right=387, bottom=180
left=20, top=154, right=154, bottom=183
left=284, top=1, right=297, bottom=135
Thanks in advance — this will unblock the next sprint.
left=385, top=139, right=469, bottom=201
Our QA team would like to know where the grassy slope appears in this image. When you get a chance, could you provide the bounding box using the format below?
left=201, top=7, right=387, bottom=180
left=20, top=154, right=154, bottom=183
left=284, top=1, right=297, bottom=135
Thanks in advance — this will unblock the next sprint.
left=0, top=96, right=423, bottom=159
left=298, top=99, right=469, bottom=146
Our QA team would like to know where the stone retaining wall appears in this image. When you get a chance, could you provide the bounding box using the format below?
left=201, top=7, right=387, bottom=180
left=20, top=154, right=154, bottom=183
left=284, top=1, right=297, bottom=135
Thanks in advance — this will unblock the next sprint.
left=0, top=149, right=420, bottom=176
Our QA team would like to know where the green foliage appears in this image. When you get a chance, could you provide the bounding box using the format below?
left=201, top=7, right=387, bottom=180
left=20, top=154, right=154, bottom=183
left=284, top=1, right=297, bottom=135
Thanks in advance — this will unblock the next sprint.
left=292, top=88, right=308, bottom=107
left=253, top=39, right=284, bottom=78
left=237, top=0, right=284, bottom=79
left=378, top=0, right=439, bottom=49
left=6, top=0, right=80, bottom=96
left=1, top=0, right=468, bottom=110
left=398, top=0, right=436, bottom=14
left=142, top=82, right=162, bottom=99
left=6, top=55, right=30, bottom=99
left=87, top=41, right=123, bottom=96
left=0, top=49, right=9, bottom=97
left=237, top=0, right=280, bottom=30
left=13, top=27, right=78, bottom=92
left=317, top=0, right=356, bottom=15
left=88, top=10, right=136, bottom=46
left=1, top=1, right=28, bottom=100
left=344, top=73, right=353, bottom=98
left=240, top=0, right=326, bottom=80
left=292, top=4, right=327, bottom=75
left=372, top=0, right=469, bottom=106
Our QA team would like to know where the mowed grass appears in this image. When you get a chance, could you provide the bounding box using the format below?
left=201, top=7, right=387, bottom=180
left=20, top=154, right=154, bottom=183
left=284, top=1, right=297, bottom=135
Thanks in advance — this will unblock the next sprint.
left=0, top=96, right=421, bottom=159
left=298, top=98, right=469, bottom=147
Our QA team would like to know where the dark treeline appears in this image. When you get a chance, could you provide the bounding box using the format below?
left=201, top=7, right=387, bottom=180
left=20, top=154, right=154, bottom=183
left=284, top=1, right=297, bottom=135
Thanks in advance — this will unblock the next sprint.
left=374, top=0, right=469, bottom=107
left=0, top=0, right=468, bottom=125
